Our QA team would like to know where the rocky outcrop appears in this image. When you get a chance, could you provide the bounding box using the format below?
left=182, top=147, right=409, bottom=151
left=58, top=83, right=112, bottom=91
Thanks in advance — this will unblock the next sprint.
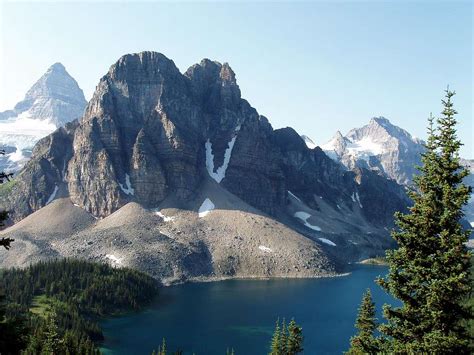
left=0, top=121, right=78, bottom=220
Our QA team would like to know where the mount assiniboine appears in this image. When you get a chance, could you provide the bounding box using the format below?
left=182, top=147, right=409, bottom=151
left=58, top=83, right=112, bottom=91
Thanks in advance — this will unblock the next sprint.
left=0, top=63, right=87, bottom=173
left=0, top=52, right=413, bottom=284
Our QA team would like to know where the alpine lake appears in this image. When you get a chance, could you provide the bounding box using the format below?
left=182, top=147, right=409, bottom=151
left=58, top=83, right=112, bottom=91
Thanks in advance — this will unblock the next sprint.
left=101, top=265, right=395, bottom=355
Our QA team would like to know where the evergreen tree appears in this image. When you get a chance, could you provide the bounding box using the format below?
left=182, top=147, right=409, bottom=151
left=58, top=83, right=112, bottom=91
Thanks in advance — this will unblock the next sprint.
left=377, top=89, right=472, bottom=353
left=347, top=289, right=377, bottom=354
left=41, top=312, right=65, bottom=354
left=269, top=318, right=282, bottom=355
left=269, top=318, right=303, bottom=355
left=279, top=318, right=288, bottom=355
left=287, top=319, right=303, bottom=354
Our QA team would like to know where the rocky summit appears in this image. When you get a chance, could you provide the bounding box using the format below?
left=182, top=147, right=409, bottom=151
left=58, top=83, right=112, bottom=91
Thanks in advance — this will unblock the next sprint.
left=0, top=52, right=411, bottom=283
left=321, top=117, right=425, bottom=185
left=0, top=63, right=86, bottom=173
left=318, top=117, right=474, bottom=229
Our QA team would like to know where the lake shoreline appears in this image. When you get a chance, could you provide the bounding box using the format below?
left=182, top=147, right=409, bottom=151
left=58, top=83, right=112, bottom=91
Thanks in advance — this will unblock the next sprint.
left=160, top=270, right=351, bottom=287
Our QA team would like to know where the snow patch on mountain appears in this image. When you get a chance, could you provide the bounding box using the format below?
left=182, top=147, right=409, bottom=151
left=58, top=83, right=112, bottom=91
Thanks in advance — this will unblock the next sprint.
left=154, top=210, right=174, bottom=222
left=294, top=211, right=322, bottom=231
left=205, top=127, right=239, bottom=183
left=346, top=137, right=383, bottom=160
left=287, top=190, right=301, bottom=202
left=198, top=198, right=215, bottom=217
left=119, top=174, right=134, bottom=195
left=46, top=185, right=59, bottom=204
left=318, top=238, right=336, bottom=246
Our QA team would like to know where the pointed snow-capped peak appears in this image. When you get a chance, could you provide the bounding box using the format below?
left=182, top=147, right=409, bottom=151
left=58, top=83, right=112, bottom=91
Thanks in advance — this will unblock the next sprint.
left=0, top=62, right=87, bottom=173
left=11, top=62, right=87, bottom=126
left=301, top=135, right=316, bottom=149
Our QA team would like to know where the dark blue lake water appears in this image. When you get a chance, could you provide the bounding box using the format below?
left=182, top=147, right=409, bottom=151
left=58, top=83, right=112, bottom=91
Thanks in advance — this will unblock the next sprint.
left=101, top=265, right=395, bottom=355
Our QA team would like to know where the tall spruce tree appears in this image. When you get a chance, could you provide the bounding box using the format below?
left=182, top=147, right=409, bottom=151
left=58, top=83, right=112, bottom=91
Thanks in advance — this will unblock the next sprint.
left=280, top=319, right=288, bottom=355
left=269, top=318, right=282, bottom=355
left=377, top=90, right=472, bottom=353
left=347, top=289, right=377, bottom=354
left=287, top=319, right=303, bottom=354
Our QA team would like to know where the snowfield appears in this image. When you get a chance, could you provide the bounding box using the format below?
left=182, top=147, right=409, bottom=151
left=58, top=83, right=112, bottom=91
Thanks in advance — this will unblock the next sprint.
left=46, top=185, right=59, bottom=204
left=287, top=190, right=301, bottom=202
left=205, top=126, right=240, bottom=183
left=318, top=238, right=337, bottom=246
left=258, top=245, right=273, bottom=253
left=154, top=210, right=175, bottom=222
left=0, top=113, right=57, bottom=171
left=294, top=211, right=322, bottom=231
left=198, top=198, right=215, bottom=217
left=119, top=174, right=134, bottom=195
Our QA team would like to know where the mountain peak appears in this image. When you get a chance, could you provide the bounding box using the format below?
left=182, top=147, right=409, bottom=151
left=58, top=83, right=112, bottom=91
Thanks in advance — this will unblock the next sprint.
left=370, top=116, right=391, bottom=125
left=322, top=116, right=425, bottom=185
left=9, top=62, right=87, bottom=126
left=108, top=51, right=179, bottom=80
left=47, top=62, right=66, bottom=73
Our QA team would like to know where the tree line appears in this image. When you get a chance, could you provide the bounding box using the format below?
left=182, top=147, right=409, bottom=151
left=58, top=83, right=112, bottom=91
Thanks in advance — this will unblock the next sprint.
left=0, top=258, right=159, bottom=354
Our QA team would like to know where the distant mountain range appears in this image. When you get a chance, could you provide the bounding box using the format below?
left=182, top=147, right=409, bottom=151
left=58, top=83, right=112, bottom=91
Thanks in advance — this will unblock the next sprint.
left=0, top=63, right=86, bottom=172
left=0, top=51, right=470, bottom=283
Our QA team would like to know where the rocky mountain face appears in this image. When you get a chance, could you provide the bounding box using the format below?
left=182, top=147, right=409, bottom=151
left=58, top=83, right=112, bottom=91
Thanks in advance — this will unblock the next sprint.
left=0, top=52, right=411, bottom=281
left=321, top=117, right=424, bottom=185
left=0, top=63, right=86, bottom=173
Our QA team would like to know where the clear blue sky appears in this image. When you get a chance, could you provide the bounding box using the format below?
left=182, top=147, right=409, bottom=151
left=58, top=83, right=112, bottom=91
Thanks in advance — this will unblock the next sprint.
left=1, top=0, right=472, bottom=157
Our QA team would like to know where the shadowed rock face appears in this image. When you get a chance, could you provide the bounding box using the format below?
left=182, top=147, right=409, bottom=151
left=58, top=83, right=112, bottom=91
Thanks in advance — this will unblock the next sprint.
left=2, top=51, right=408, bottom=228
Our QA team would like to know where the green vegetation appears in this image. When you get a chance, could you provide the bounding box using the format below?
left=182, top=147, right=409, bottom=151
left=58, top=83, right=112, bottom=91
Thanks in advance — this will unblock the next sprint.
left=348, top=89, right=473, bottom=353
left=0, top=258, right=159, bottom=354
left=346, top=289, right=378, bottom=354
left=269, top=318, right=303, bottom=355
